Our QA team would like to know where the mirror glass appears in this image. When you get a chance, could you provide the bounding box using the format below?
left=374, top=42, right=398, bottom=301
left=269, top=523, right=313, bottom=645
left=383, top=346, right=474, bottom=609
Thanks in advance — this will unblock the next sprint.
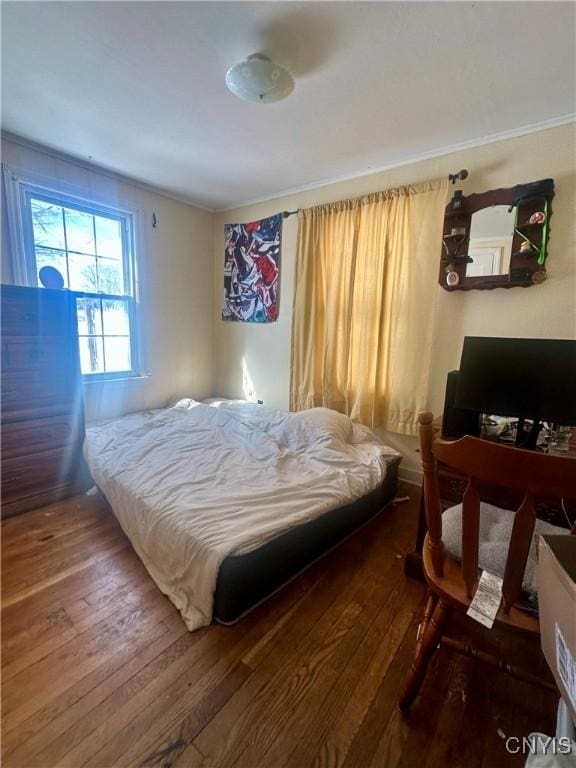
left=467, top=205, right=515, bottom=277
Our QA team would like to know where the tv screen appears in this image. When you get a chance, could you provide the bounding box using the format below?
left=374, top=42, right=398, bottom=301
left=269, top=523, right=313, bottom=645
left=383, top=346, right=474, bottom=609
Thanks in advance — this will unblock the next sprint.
left=455, top=337, right=576, bottom=426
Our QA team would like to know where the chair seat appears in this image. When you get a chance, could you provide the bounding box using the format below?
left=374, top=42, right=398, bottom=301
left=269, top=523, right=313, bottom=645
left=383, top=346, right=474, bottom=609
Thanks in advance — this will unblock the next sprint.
left=422, top=535, right=541, bottom=634
left=442, top=501, right=568, bottom=596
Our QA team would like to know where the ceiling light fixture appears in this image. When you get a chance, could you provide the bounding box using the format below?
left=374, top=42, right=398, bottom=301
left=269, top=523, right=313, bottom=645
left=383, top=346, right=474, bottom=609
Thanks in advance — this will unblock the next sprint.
left=225, top=54, right=294, bottom=104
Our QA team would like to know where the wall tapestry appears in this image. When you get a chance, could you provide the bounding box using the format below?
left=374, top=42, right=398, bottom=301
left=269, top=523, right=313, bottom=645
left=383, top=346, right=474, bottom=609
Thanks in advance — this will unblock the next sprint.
left=222, top=213, right=281, bottom=322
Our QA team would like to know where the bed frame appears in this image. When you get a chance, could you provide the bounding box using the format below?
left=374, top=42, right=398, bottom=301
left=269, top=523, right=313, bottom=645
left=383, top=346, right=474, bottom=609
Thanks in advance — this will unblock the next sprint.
left=213, top=458, right=400, bottom=623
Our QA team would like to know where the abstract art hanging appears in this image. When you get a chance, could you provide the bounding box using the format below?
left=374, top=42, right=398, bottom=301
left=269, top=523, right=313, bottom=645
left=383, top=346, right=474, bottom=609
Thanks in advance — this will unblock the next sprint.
left=222, top=213, right=282, bottom=322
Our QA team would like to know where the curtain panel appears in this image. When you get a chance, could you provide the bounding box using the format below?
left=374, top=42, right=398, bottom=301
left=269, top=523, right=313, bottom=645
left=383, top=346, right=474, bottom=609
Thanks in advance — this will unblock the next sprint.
left=290, top=179, right=449, bottom=436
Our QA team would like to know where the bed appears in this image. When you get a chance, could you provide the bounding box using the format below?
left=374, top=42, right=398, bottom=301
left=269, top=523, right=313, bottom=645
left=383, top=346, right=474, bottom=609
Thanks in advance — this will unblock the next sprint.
left=84, top=399, right=401, bottom=630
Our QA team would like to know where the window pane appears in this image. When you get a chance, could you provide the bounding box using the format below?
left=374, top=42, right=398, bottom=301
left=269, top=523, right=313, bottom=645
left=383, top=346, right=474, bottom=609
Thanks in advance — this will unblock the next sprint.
left=27, top=194, right=136, bottom=378
left=79, top=336, right=104, bottom=374
left=68, top=252, right=98, bottom=292
left=95, top=216, right=122, bottom=260
left=104, top=336, right=131, bottom=373
left=102, top=299, right=130, bottom=335
left=77, top=298, right=103, bottom=336
left=97, top=258, right=124, bottom=295
left=36, top=247, right=68, bottom=287
left=65, top=208, right=95, bottom=254
left=31, top=199, right=65, bottom=249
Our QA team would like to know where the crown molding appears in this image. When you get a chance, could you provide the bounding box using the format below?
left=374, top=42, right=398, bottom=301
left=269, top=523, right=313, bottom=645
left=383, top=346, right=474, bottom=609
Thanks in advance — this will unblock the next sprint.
left=3, top=113, right=574, bottom=217
left=215, top=113, right=576, bottom=213
left=0, top=130, right=215, bottom=213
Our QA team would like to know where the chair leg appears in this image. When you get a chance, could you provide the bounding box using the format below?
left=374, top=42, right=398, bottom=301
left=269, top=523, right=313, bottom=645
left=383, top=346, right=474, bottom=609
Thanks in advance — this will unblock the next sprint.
left=398, top=598, right=451, bottom=712
left=418, top=591, right=438, bottom=642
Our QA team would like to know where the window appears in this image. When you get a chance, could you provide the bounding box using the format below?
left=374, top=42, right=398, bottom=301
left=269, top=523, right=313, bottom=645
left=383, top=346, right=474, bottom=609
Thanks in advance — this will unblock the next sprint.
left=19, top=187, right=140, bottom=379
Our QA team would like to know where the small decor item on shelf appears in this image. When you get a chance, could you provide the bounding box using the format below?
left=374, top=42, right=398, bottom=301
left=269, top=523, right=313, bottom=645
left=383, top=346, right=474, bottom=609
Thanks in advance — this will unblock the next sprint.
left=532, top=270, right=547, bottom=284
left=450, top=190, right=464, bottom=211
left=529, top=211, right=546, bottom=224
left=442, top=230, right=469, bottom=262
left=446, top=270, right=460, bottom=287
left=519, top=239, right=534, bottom=252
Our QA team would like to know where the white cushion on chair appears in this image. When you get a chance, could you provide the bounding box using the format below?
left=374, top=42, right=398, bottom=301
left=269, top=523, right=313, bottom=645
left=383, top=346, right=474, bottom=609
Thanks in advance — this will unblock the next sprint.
left=442, top=501, right=569, bottom=596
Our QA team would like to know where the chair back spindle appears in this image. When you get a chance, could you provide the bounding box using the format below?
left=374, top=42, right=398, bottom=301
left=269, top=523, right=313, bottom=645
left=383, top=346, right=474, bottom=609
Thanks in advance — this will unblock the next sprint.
left=418, top=412, right=445, bottom=578
left=501, top=492, right=536, bottom=612
left=461, top=477, right=480, bottom=598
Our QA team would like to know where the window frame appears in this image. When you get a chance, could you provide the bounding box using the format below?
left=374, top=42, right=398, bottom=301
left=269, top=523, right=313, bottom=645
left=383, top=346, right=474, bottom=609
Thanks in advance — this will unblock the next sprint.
left=74, top=292, right=139, bottom=382
left=3, top=163, right=145, bottom=382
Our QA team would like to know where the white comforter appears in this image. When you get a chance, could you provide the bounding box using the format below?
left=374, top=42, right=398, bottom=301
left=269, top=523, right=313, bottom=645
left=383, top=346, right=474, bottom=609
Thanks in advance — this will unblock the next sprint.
left=84, top=399, right=399, bottom=630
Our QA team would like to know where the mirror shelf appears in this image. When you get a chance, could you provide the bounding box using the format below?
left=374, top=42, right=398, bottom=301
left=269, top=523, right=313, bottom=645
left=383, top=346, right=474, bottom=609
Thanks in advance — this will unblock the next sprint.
left=439, top=179, right=555, bottom=292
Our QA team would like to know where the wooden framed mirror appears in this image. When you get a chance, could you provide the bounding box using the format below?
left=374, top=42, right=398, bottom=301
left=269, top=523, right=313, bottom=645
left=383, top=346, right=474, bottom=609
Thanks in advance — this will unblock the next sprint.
left=439, top=179, right=555, bottom=291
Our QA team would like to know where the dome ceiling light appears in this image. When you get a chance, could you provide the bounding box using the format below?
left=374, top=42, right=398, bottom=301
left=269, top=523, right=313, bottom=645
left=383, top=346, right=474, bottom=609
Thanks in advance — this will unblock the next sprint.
left=225, top=54, right=294, bottom=104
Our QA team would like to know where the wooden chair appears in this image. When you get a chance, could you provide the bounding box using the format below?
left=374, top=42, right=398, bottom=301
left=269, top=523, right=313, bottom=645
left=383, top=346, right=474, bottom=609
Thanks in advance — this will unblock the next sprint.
left=399, top=411, right=576, bottom=711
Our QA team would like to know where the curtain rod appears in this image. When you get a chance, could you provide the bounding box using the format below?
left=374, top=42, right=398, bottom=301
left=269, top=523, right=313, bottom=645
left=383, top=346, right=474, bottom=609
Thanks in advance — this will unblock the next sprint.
left=449, top=169, right=469, bottom=185
left=281, top=171, right=469, bottom=218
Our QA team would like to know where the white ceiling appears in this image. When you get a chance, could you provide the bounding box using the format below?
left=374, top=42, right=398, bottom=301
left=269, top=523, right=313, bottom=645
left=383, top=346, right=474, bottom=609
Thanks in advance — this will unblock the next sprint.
left=2, top=2, right=575, bottom=211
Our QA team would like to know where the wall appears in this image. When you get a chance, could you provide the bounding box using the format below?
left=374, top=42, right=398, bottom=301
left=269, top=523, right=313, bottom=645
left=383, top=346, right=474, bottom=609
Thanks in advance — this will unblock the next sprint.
left=1, top=137, right=215, bottom=421
left=212, top=123, right=576, bottom=483
left=3, top=125, right=574, bottom=477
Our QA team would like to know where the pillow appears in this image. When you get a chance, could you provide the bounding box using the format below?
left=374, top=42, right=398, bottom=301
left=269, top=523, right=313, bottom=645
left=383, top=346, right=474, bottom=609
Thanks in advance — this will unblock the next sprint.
left=292, top=407, right=354, bottom=445
left=202, top=397, right=231, bottom=406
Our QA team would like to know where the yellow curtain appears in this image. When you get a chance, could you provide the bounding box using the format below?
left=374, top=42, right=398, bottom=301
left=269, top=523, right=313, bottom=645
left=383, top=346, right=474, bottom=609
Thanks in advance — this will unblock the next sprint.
left=290, top=179, right=449, bottom=435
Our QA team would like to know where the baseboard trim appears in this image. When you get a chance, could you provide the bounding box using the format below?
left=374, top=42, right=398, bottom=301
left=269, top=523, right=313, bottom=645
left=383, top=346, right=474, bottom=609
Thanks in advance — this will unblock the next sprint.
left=398, top=467, right=423, bottom=487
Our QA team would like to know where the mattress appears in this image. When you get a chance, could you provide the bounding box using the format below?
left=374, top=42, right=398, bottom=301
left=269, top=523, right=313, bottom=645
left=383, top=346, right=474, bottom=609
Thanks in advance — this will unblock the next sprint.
left=213, top=460, right=399, bottom=623
left=84, top=399, right=400, bottom=630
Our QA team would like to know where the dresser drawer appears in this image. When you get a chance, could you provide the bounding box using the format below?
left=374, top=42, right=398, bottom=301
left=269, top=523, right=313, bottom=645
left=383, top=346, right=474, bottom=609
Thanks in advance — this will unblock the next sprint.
left=1, top=446, right=83, bottom=505
left=1, top=335, right=77, bottom=372
left=1, top=288, right=73, bottom=337
left=1, top=415, right=82, bottom=459
left=1, top=370, right=80, bottom=419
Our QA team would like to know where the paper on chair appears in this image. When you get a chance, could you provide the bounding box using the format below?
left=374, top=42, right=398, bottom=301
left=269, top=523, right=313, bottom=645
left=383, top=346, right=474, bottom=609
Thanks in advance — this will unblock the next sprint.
left=467, top=570, right=503, bottom=629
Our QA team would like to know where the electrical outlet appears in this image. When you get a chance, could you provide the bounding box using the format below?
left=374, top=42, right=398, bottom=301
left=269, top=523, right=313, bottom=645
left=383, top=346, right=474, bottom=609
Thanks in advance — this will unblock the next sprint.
left=257, top=399, right=264, bottom=405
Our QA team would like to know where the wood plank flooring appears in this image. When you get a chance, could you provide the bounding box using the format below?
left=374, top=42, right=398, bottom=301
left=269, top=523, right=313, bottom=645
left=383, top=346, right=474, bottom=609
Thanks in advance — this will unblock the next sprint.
left=1, top=484, right=557, bottom=768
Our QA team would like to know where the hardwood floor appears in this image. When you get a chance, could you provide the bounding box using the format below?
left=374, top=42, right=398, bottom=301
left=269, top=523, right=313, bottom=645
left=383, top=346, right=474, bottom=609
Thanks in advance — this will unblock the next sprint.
left=1, top=484, right=557, bottom=768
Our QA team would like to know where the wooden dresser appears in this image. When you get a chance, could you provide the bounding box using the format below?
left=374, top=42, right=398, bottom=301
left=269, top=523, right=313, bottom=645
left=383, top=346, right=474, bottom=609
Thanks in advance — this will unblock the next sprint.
left=1, top=284, right=90, bottom=517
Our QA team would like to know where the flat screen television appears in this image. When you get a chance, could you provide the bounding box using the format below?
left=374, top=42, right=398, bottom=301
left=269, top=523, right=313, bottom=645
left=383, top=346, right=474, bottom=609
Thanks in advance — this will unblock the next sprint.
left=455, top=337, right=576, bottom=446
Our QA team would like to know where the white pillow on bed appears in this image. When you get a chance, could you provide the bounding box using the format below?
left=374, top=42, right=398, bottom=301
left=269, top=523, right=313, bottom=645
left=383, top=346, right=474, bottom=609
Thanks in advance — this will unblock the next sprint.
left=202, top=398, right=352, bottom=439
left=202, top=397, right=234, bottom=406
left=202, top=400, right=385, bottom=450
left=291, top=407, right=354, bottom=445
